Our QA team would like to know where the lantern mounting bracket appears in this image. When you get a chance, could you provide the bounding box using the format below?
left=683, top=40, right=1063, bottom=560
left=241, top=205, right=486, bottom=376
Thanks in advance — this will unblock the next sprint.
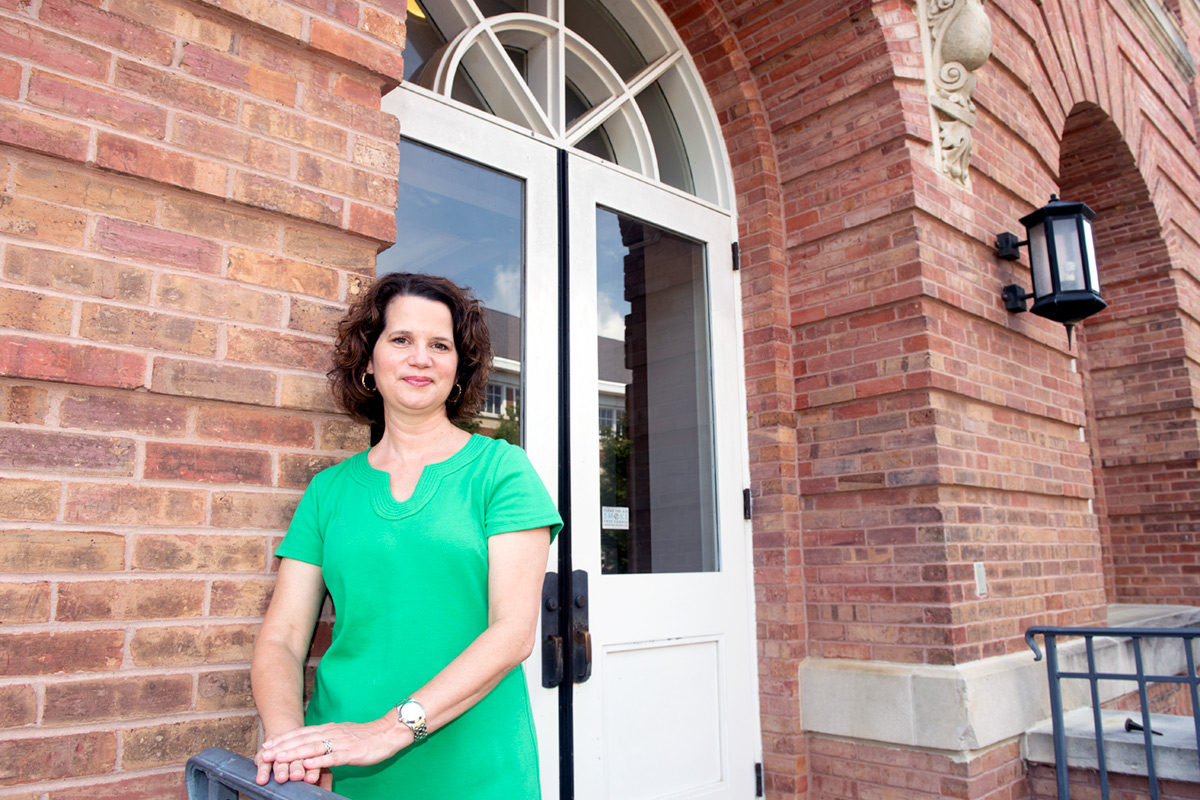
left=995, top=232, right=1025, bottom=261
left=1001, top=284, right=1031, bottom=312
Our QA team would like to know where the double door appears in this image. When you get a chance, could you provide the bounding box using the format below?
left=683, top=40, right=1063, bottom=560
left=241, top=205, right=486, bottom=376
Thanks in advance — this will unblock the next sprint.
left=382, top=86, right=760, bottom=800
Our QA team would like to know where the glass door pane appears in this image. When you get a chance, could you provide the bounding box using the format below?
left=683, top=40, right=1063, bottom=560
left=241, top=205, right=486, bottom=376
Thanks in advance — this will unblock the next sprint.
left=382, top=139, right=525, bottom=443
left=595, top=208, right=716, bottom=574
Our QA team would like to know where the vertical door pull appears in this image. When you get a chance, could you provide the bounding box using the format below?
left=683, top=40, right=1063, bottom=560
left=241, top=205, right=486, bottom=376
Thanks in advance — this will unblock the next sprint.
left=541, top=572, right=563, bottom=688
left=571, top=569, right=591, bottom=683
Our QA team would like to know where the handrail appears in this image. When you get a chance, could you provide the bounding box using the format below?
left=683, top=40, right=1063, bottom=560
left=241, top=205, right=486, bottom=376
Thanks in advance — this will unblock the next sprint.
left=186, top=747, right=346, bottom=800
left=1025, top=626, right=1200, bottom=800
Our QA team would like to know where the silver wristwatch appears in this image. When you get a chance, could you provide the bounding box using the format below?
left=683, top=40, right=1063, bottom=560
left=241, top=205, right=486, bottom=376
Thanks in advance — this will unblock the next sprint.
left=397, top=697, right=428, bottom=741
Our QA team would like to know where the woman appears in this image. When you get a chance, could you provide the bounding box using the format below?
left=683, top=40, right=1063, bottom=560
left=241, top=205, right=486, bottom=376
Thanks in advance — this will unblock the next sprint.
left=251, top=272, right=562, bottom=799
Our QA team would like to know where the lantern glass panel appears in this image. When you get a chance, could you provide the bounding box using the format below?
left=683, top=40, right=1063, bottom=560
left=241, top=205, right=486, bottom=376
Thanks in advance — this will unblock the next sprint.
left=1051, top=216, right=1085, bottom=292
left=1028, top=223, right=1052, bottom=299
left=1082, top=217, right=1099, bottom=292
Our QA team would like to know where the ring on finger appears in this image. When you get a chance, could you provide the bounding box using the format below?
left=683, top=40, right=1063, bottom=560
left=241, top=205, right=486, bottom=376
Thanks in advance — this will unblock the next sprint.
left=322, top=738, right=333, bottom=756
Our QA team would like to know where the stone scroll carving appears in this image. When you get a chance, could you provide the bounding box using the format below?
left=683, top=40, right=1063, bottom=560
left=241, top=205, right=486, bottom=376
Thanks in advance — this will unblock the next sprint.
left=919, top=0, right=993, bottom=184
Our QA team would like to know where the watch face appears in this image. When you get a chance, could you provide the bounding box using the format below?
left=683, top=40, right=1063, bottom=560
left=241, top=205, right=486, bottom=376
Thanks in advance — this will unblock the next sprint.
left=400, top=701, right=424, bottom=724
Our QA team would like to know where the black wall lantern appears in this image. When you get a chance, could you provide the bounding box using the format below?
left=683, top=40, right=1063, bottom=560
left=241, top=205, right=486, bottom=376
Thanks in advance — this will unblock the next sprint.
left=996, top=194, right=1106, bottom=346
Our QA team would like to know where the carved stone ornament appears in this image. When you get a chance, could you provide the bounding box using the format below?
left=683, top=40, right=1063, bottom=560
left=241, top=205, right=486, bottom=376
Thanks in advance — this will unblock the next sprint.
left=919, top=0, right=993, bottom=184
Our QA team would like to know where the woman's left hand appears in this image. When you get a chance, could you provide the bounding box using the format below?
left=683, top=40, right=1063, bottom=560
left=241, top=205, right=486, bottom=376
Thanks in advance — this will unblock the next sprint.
left=259, top=717, right=410, bottom=773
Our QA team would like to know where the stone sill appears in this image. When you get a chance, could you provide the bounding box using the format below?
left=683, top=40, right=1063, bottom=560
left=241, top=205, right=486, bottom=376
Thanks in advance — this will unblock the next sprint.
left=1025, top=709, right=1200, bottom=783
left=799, top=604, right=1200, bottom=754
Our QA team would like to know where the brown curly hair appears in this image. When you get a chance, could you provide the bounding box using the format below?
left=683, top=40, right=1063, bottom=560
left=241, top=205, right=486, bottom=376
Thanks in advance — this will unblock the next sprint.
left=329, top=272, right=493, bottom=427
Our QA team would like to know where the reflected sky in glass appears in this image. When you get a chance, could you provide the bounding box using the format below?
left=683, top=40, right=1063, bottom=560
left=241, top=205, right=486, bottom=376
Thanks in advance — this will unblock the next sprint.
left=596, top=208, right=630, bottom=339
left=381, top=140, right=523, bottom=318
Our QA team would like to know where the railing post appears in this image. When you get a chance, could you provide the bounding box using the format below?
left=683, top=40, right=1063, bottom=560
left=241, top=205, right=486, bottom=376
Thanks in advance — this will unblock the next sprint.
left=185, top=747, right=345, bottom=800
left=1043, top=633, right=1071, bottom=800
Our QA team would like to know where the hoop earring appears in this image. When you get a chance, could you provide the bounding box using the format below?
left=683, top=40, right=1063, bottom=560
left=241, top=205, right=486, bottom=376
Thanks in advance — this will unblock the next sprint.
left=360, top=372, right=376, bottom=393
left=447, top=383, right=463, bottom=404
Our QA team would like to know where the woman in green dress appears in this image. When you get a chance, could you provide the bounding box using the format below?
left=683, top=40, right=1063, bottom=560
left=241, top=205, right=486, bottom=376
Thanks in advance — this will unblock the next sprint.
left=251, top=273, right=562, bottom=799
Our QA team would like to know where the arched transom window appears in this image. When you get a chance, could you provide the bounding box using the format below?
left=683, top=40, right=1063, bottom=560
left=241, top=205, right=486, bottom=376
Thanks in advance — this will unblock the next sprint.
left=403, top=0, right=730, bottom=206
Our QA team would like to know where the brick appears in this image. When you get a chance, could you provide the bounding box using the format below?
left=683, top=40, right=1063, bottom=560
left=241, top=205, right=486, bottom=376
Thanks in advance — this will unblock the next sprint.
left=172, top=115, right=290, bottom=176
left=0, top=17, right=110, bottom=81
left=348, top=202, right=396, bottom=242
left=95, top=133, right=227, bottom=197
left=150, top=357, right=276, bottom=405
left=0, top=630, right=123, bottom=675
left=353, top=135, right=400, bottom=174
left=58, top=579, right=204, bottom=621
left=309, top=19, right=403, bottom=85
left=157, top=273, right=282, bottom=326
left=302, top=84, right=397, bottom=141
left=197, top=668, right=254, bottom=709
left=145, top=442, right=272, bottom=484
left=361, top=5, right=405, bottom=48
left=122, top=716, right=257, bottom=769
left=0, top=193, right=87, bottom=245
left=289, top=297, right=344, bottom=336
left=189, top=0, right=302, bottom=39
left=282, top=226, right=376, bottom=271
left=114, top=59, right=238, bottom=121
left=128, top=624, right=257, bottom=667
left=109, top=0, right=233, bottom=50
left=0, top=335, right=146, bottom=389
left=43, top=674, right=192, bottom=724
left=334, top=73, right=378, bottom=108
left=163, top=197, right=278, bottom=249
left=320, top=418, right=369, bottom=451
left=5, top=245, right=152, bottom=301
left=280, top=373, right=339, bottom=412
left=232, top=172, right=343, bottom=226
left=0, top=581, right=50, bottom=623
left=40, top=0, right=173, bottom=63
left=28, top=70, right=167, bottom=138
left=132, top=533, right=266, bottom=571
left=0, top=56, right=20, bottom=98
left=0, top=385, right=50, bottom=424
left=49, top=771, right=188, bottom=800
left=11, top=163, right=158, bottom=224
left=79, top=303, right=218, bottom=357
left=227, top=326, right=330, bottom=371
left=181, top=43, right=296, bottom=105
left=210, top=491, right=299, bottom=529
left=210, top=579, right=273, bottom=616
left=279, top=453, right=340, bottom=489
left=227, top=247, right=340, bottom=299
left=0, top=429, right=136, bottom=474
left=59, top=388, right=189, bottom=436
left=0, top=685, right=36, bottom=728
left=195, top=405, right=314, bottom=447
left=298, top=152, right=398, bottom=206
left=0, top=732, right=117, bottom=785
left=0, top=530, right=123, bottom=571
left=65, top=484, right=207, bottom=526
left=242, top=101, right=346, bottom=156
left=92, top=216, right=223, bottom=273
left=0, top=286, right=72, bottom=334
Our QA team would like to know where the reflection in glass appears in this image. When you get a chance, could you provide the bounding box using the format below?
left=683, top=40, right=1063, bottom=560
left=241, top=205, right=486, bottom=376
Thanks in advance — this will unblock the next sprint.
left=384, top=139, right=524, bottom=444
left=596, top=208, right=717, bottom=574
left=565, top=0, right=656, bottom=81
left=636, top=79, right=693, bottom=195
left=1052, top=217, right=1085, bottom=292
left=401, top=0, right=445, bottom=83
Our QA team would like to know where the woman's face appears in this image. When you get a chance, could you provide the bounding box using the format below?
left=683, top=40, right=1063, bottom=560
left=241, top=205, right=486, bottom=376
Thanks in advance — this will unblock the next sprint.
left=367, top=294, right=459, bottom=420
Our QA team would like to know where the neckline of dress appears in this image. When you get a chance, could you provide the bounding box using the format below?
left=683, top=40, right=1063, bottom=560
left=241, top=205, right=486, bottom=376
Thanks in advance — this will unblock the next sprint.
left=351, top=433, right=488, bottom=519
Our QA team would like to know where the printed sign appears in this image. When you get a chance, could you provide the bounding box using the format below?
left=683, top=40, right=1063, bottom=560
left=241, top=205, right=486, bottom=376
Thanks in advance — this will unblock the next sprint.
left=601, top=506, right=629, bottom=530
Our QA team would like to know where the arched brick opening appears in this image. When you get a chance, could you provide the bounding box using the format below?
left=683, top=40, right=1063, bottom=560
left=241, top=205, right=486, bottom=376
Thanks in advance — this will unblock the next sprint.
left=1065, top=104, right=1200, bottom=606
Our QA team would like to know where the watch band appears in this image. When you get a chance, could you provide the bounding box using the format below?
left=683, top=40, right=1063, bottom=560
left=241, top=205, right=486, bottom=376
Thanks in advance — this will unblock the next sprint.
left=397, top=697, right=429, bottom=741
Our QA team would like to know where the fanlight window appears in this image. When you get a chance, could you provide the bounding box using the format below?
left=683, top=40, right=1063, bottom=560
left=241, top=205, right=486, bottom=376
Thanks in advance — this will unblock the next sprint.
left=402, top=0, right=730, bottom=206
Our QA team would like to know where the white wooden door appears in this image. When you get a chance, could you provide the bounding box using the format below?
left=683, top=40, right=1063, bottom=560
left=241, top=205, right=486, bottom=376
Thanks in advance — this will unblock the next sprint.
left=384, top=85, right=761, bottom=800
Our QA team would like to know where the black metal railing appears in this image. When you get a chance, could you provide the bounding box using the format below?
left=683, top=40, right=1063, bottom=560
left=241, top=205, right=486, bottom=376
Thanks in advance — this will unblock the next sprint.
left=186, top=747, right=345, bottom=800
left=1025, top=626, right=1200, bottom=800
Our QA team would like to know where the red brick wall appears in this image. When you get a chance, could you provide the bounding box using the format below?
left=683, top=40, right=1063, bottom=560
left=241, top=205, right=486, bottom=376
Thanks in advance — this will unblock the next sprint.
left=1029, top=764, right=1200, bottom=800
left=0, top=0, right=394, bottom=792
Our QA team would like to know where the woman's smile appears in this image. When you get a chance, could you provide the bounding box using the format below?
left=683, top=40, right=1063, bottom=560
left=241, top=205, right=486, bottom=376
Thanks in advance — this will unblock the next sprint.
left=368, top=294, right=459, bottom=418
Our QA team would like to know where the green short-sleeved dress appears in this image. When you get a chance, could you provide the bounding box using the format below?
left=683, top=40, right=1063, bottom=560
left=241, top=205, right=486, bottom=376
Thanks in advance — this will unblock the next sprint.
left=275, top=434, right=563, bottom=800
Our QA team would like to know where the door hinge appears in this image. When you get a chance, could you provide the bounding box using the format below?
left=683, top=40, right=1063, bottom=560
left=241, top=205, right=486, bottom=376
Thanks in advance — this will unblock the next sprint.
left=732, top=241, right=740, bottom=271
left=743, top=488, right=752, bottom=520
left=755, top=763, right=764, bottom=797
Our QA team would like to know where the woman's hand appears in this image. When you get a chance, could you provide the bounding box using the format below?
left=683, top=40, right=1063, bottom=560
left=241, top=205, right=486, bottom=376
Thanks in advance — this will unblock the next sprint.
left=256, top=716, right=411, bottom=784
left=255, top=731, right=325, bottom=787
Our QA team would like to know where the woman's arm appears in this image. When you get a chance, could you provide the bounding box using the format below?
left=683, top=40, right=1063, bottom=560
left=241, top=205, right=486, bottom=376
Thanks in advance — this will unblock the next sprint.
left=251, top=557, right=328, bottom=786
left=257, top=527, right=551, bottom=771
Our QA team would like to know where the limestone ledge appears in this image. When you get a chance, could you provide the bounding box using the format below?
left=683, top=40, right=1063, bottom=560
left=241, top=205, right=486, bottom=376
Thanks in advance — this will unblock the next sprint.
left=799, top=604, right=1200, bottom=753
